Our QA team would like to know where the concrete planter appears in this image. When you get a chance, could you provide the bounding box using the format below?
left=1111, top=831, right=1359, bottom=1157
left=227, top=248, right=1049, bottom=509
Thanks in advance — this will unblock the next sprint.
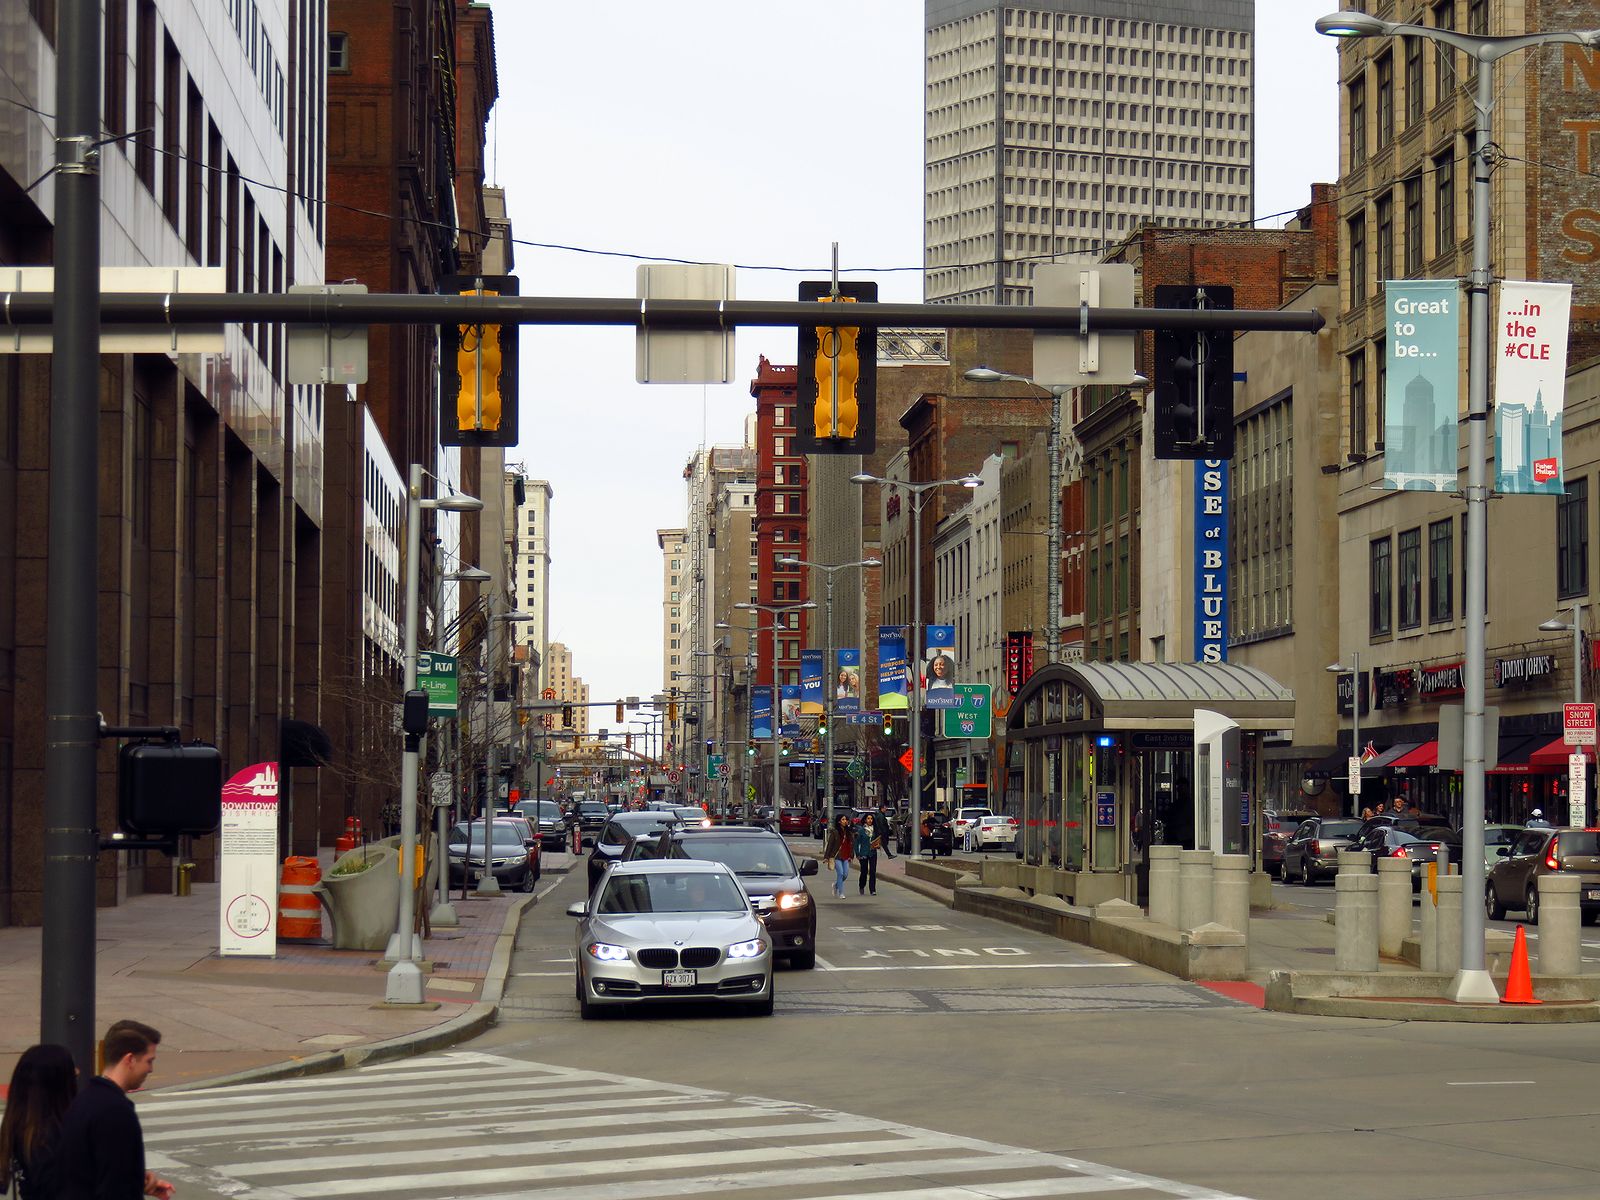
left=314, top=844, right=401, bottom=952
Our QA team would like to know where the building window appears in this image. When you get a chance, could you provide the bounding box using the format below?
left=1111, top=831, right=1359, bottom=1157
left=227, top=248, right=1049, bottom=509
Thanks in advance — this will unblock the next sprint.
left=1433, top=150, right=1455, bottom=254
left=329, top=32, right=350, bottom=72
left=1403, top=175, right=1423, bottom=275
left=1375, top=52, right=1394, bottom=147
left=1347, top=77, right=1366, bottom=165
left=1375, top=193, right=1394, bottom=281
left=1404, top=36, right=1423, bottom=126
left=1398, top=527, right=1421, bottom=630
left=1432, top=0, right=1456, bottom=104
left=1370, top=536, right=1392, bottom=637
left=1558, top=478, right=1589, bottom=600
left=1348, top=349, right=1367, bottom=454
left=1348, top=213, right=1367, bottom=303
left=1428, top=518, right=1453, bottom=622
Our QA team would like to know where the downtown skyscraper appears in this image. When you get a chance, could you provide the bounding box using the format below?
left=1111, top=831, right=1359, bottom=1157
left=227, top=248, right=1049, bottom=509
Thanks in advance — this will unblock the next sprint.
left=924, top=0, right=1257, bottom=304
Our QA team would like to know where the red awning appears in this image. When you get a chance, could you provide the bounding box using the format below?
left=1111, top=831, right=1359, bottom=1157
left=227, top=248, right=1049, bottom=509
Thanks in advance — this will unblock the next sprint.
left=1529, top=736, right=1597, bottom=769
left=1390, top=741, right=1438, bottom=770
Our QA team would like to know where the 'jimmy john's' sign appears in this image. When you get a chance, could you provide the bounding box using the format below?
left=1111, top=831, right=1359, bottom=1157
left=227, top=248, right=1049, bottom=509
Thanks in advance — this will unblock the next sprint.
left=1494, top=653, right=1556, bottom=688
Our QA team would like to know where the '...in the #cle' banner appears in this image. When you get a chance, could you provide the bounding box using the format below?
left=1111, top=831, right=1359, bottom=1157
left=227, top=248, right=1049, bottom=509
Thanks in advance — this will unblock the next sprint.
left=1494, top=280, right=1572, bottom=496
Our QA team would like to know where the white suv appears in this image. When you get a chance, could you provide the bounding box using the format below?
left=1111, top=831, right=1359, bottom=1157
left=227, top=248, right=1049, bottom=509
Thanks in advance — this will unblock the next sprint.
left=953, top=807, right=993, bottom=847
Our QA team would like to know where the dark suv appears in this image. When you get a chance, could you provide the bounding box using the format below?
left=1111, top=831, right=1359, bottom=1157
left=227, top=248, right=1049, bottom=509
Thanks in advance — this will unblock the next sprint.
left=572, top=800, right=610, bottom=847
left=1485, top=827, right=1600, bottom=923
left=624, top=826, right=819, bottom=968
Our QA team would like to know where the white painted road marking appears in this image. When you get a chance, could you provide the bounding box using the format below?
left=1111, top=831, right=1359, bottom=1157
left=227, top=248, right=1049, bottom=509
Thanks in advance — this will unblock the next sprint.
left=815, top=961, right=1136, bottom=973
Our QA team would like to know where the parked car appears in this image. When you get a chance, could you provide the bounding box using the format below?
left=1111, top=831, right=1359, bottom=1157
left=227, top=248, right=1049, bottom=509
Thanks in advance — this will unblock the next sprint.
left=447, top=818, right=539, bottom=891
left=586, top=811, right=683, bottom=891
left=1432, top=824, right=1524, bottom=872
left=624, top=826, right=819, bottom=968
left=952, top=807, right=994, bottom=844
left=1262, top=809, right=1317, bottom=878
left=1485, top=826, right=1600, bottom=923
left=512, top=799, right=567, bottom=849
left=896, top=811, right=954, bottom=857
left=777, top=807, right=812, bottom=836
left=968, top=814, right=1019, bottom=851
left=1348, top=824, right=1443, bottom=892
left=568, top=859, right=773, bottom=1018
left=1280, top=817, right=1364, bottom=884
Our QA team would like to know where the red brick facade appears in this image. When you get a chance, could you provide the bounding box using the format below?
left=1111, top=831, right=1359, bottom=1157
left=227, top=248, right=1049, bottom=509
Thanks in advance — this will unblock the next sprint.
left=750, top=357, right=809, bottom=686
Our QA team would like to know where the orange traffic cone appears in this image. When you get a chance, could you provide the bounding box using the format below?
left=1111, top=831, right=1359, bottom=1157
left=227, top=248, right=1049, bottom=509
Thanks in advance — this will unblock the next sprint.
left=1501, top=924, right=1541, bottom=1005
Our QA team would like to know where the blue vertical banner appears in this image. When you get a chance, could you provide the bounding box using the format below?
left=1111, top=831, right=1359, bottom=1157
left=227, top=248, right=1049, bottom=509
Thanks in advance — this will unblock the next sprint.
left=1384, top=280, right=1461, bottom=492
left=780, top=684, right=802, bottom=736
left=878, top=625, right=907, bottom=710
left=835, top=648, right=861, bottom=714
left=923, top=624, right=959, bottom=709
left=751, top=687, right=774, bottom=741
left=1194, top=459, right=1229, bottom=663
left=799, top=649, right=824, bottom=714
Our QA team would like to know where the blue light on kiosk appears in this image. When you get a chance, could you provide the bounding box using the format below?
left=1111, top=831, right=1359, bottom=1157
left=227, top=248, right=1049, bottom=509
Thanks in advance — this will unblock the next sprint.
left=1096, top=735, right=1115, bottom=748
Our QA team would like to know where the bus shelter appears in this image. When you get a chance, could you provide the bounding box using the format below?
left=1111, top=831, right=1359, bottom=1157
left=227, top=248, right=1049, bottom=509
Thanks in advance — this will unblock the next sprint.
left=1004, top=661, right=1295, bottom=906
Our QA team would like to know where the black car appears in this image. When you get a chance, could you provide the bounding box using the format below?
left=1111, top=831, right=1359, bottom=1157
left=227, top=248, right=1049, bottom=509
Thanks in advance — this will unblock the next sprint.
left=1348, top=824, right=1443, bottom=891
left=624, top=826, right=819, bottom=969
left=586, top=811, right=682, bottom=891
left=896, top=811, right=953, bottom=856
left=572, top=800, right=611, bottom=847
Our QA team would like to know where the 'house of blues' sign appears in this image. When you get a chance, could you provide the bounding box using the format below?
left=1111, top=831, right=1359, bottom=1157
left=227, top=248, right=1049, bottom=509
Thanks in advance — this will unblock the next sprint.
left=1194, top=460, right=1229, bottom=662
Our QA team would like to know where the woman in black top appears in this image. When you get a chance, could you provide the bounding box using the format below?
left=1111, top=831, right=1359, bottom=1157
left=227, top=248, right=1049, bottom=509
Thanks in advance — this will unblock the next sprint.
left=1, top=1043, right=78, bottom=1200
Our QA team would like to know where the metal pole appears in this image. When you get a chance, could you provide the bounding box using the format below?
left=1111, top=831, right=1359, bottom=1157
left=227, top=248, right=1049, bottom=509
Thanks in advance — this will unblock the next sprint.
left=824, top=570, right=836, bottom=831
left=479, top=593, right=502, bottom=896
left=1574, top=602, right=1584, bottom=705
left=1452, top=61, right=1496, bottom=1003
left=910, top=491, right=925, bottom=857
left=431, top=580, right=457, bottom=929
left=40, top=0, right=103, bottom=1076
left=1352, top=651, right=1360, bottom=814
left=772, top=621, right=781, bottom=812
left=384, top=465, right=425, bottom=1003
left=1046, top=387, right=1062, bottom=666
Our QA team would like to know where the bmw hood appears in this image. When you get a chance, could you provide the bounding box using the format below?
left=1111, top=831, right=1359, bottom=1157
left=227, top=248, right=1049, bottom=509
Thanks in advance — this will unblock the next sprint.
left=590, top=912, right=760, bottom=945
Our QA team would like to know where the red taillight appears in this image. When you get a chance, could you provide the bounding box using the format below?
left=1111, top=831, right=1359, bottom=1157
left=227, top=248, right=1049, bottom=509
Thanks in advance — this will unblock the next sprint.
left=1545, top=836, right=1560, bottom=871
left=1391, top=846, right=1409, bottom=858
left=1310, top=839, right=1322, bottom=856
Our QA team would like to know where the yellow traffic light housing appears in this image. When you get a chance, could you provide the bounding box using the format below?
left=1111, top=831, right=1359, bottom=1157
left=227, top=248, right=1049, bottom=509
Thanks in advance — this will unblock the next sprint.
left=795, top=280, right=877, bottom=455
left=439, top=274, right=520, bottom=448
left=616, top=701, right=624, bottom=724
left=811, top=296, right=860, bottom=440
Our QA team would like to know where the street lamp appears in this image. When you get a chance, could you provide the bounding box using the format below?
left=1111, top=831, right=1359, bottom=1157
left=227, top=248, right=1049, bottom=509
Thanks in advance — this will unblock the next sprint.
left=1316, top=8, right=1600, bottom=1004
left=1539, top=604, right=1586, bottom=705
left=964, top=367, right=1144, bottom=665
left=1326, top=655, right=1361, bottom=812
left=735, top=600, right=817, bottom=816
left=777, top=556, right=880, bottom=829
left=716, top=618, right=764, bottom=821
left=386, top=466, right=482, bottom=1006
left=851, top=472, right=983, bottom=854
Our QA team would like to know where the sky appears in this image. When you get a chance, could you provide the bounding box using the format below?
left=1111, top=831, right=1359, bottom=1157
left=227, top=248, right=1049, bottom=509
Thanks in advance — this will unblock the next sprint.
left=485, top=1, right=1340, bottom=711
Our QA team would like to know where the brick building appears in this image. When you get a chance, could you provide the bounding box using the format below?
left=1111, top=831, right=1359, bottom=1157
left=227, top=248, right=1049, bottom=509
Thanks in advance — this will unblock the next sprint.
left=750, top=358, right=810, bottom=688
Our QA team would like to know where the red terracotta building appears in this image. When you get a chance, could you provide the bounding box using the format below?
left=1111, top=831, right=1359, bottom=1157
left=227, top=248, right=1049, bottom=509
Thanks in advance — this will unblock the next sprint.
left=749, top=357, right=810, bottom=687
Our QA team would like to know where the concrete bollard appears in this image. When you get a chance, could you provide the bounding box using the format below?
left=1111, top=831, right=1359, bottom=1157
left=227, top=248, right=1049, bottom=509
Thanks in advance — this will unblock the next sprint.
left=1376, top=856, right=1413, bottom=958
left=1338, top=848, right=1372, bottom=875
left=1148, top=846, right=1181, bottom=927
left=1178, top=849, right=1215, bottom=931
left=1420, top=877, right=1439, bottom=971
left=1334, top=871, right=1379, bottom=972
left=1537, top=874, right=1583, bottom=977
left=1437, top=875, right=1463, bottom=977
left=1212, top=854, right=1252, bottom=938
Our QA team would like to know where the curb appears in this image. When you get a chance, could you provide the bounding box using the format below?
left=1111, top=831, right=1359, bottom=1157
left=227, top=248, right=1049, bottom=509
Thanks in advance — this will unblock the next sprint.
left=165, top=893, right=535, bottom=1092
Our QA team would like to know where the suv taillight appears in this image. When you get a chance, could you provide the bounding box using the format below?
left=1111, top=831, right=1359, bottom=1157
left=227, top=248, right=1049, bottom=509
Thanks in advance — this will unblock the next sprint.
left=1545, top=836, right=1560, bottom=871
left=1310, top=839, right=1322, bottom=856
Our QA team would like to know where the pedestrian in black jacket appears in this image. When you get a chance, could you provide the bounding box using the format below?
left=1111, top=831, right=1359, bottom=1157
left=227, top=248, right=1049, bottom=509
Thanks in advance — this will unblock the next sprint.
left=56, top=1021, right=173, bottom=1200
left=1, top=1043, right=78, bottom=1200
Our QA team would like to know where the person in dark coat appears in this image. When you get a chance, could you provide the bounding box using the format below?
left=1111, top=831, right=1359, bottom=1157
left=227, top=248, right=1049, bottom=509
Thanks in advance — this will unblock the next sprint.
left=56, top=1021, right=172, bottom=1200
left=853, top=812, right=884, bottom=896
left=1, top=1043, right=78, bottom=1200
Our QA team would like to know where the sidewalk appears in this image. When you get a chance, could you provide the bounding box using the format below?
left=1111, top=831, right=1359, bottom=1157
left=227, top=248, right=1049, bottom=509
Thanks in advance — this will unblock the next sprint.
left=0, top=850, right=573, bottom=1092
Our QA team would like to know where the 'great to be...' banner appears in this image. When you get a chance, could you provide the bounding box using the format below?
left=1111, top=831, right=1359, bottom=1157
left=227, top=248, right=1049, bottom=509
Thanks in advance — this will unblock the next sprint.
left=1494, top=280, right=1572, bottom=495
left=1384, top=280, right=1460, bottom=493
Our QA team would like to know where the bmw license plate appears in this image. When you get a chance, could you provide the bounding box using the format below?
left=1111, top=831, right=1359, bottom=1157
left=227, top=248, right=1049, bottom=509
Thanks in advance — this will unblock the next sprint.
left=662, top=969, right=696, bottom=988
left=1585, top=889, right=1600, bottom=903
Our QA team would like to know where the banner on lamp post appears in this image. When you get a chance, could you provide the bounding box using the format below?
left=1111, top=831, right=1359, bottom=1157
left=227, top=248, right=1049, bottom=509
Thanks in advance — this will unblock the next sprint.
left=780, top=684, right=802, bottom=736
left=835, top=648, right=861, bottom=713
left=751, top=686, right=773, bottom=741
left=1384, top=280, right=1461, bottom=493
left=923, top=624, right=959, bottom=709
left=1494, top=280, right=1572, bottom=495
left=799, top=649, right=824, bottom=714
left=878, top=625, right=907, bottom=711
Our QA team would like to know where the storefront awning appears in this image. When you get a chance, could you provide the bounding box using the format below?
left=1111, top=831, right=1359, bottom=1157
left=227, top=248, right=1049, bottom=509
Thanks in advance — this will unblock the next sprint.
left=1361, top=741, right=1422, bottom=777
left=1007, top=661, right=1294, bottom=734
left=1390, top=741, right=1439, bottom=771
left=1486, top=734, right=1548, bottom=775
left=1529, top=736, right=1596, bottom=768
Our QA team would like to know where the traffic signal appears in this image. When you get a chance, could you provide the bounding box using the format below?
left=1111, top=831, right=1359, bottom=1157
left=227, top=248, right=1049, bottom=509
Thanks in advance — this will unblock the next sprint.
left=780, top=739, right=791, bottom=758
left=562, top=703, right=573, bottom=727
left=668, top=699, right=678, bottom=723
left=1152, top=284, right=1234, bottom=460
left=616, top=700, right=624, bottom=724
left=439, top=274, right=520, bottom=448
left=625, top=733, right=632, bottom=750
left=747, top=741, right=757, bottom=757
left=794, top=281, right=877, bottom=455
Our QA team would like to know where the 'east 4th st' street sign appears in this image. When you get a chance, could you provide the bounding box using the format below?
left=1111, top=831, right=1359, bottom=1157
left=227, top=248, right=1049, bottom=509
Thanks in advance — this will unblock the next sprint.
left=941, top=684, right=992, bottom=738
left=417, top=652, right=458, bottom=716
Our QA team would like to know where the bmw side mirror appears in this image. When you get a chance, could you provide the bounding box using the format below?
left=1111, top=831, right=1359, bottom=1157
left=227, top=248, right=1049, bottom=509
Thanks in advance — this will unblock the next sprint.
left=799, top=858, right=819, bottom=876
left=565, top=902, right=587, bottom=918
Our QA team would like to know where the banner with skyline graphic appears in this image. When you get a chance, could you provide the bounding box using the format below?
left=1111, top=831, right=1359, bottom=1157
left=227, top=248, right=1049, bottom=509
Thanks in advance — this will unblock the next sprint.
left=1383, top=280, right=1460, bottom=492
left=1494, top=281, right=1572, bottom=496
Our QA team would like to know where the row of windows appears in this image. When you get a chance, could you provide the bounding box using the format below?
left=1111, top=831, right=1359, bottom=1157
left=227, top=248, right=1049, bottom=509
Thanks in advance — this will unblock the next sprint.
left=1346, top=0, right=1486, bottom=165
left=1370, top=517, right=1461, bottom=637
left=1000, top=8, right=1250, bottom=51
left=1345, top=153, right=1456, bottom=315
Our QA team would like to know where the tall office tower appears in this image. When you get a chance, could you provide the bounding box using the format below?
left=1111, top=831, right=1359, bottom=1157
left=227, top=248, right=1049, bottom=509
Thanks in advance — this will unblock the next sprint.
left=924, top=0, right=1257, bottom=304
left=505, top=472, right=553, bottom=688
left=658, top=528, right=688, bottom=695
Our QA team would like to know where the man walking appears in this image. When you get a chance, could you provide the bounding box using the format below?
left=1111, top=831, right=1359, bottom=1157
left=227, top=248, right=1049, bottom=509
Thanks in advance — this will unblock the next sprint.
left=57, top=1020, right=173, bottom=1200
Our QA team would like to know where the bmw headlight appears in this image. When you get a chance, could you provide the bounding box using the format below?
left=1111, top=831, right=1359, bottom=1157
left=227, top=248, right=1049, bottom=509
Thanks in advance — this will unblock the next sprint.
left=727, top=937, right=767, bottom=960
left=586, top=942, right=630, bottom=962
left=776, top=891, right=810, bottom=910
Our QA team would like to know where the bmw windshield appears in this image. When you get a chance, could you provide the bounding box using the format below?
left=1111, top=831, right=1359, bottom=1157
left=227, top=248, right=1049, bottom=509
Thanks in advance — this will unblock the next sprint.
left=597, top=871, right=747, bottom=914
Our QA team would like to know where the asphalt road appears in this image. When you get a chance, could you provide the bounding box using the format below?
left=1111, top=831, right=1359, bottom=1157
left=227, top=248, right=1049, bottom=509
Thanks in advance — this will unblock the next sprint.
left=136, top=862, right=1600, bottom=1200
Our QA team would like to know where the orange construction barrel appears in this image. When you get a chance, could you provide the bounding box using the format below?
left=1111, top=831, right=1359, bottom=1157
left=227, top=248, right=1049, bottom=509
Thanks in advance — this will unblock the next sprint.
left=278, top=856, right=323, bottom=940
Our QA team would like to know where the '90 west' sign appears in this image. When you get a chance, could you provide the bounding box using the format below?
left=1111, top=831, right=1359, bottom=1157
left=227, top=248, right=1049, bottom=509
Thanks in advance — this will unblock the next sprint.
left=1194, top=460, right=1229, bottom=663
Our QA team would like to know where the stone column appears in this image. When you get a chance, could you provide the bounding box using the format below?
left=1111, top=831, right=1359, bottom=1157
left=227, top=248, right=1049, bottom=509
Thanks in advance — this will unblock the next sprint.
left=1178, top=849, right=1214, bottom=931
left=1436, top=875, right=1463, bottom=977
left=1537, top=874, right=1582, bottom=977
left=1212, top=854, right=1251, bottom=938
left=1148, top=845, right=1181, bottom=927
left=1376, top=856, right=1413, bottom=958
left=1335, top=870, right=1379, bottom=973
